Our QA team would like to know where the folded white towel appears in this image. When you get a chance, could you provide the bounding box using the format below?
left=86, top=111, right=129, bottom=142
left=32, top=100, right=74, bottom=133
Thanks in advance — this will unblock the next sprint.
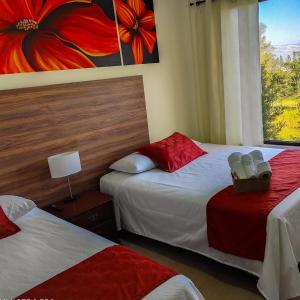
left=228, top=152, right=247, bottom=179
left=249, top=150, right=264, bottom=167
left=257, top=161, right=272, bottom=178
left=228, top=150, right=272, bottom=180
left=241, top=154, right=257, bottom=179
left=230, top=161, right=248, bottom=179
left=228, top=152, right=243, bottom=164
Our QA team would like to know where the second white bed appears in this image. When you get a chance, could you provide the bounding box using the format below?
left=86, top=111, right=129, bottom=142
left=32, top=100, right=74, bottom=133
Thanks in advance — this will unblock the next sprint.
left=100, top=143, right=300, bottom=300
left=0, top=207, right=203, bottom=300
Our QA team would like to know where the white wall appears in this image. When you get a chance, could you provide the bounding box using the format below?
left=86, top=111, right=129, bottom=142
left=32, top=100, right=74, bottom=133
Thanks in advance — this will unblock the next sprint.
left=0, top=0, right=198, bottom=142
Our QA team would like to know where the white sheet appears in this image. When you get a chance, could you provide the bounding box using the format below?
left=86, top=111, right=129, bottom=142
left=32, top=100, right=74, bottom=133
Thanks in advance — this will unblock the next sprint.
left=100, top=143, right=300, bottom=300
left=0, top=207, right=203, bottom=300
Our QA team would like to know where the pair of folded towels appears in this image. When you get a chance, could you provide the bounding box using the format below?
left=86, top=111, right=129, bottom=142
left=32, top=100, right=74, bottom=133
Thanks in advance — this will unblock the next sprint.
left=228, top=150, right=272, bottom=180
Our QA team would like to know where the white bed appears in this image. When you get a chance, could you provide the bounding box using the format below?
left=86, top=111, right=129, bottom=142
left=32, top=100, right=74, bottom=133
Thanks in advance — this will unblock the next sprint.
left=0, top=206, right=203, bottom=300
left=100, top=143, right=300, bottom=300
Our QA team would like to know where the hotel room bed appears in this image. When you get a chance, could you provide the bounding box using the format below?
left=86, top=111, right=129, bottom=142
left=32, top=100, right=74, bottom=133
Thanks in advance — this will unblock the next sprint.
left=100, top=143, right=300, bottom=300
left=0, top=206, right=203, bottom=300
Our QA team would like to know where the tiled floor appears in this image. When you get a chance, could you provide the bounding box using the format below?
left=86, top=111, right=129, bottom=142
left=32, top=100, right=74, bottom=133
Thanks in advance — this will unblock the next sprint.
left=120, top=231, right=300, bottom=300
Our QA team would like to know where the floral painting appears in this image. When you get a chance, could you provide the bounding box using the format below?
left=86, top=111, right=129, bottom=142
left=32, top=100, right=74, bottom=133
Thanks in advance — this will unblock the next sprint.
left=115, top=0, right=159, bottom=65
left=0, top=0, right=159, bottom=75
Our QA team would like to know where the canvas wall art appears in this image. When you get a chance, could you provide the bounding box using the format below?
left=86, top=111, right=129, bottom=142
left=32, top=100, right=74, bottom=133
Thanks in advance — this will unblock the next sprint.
left=115, top=0, right=159, bottom=65
left=0, top=0, right=159, bottom=75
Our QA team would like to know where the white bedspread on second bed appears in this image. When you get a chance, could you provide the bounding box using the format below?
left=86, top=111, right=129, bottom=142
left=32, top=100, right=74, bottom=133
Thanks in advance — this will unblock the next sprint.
left=100, top=143, right=300, bottom=300
left=0, top=207, right=203, bottom=300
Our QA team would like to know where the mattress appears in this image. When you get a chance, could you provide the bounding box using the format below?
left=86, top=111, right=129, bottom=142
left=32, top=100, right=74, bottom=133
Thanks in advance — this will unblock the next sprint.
left=0, top=207, right=203, bottom=300
left=100, top=143, right=300, bottom=300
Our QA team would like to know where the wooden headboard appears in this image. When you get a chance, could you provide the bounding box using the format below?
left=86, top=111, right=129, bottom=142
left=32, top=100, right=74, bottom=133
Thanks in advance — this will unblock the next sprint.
left=0, top=76, right=149, bottom=207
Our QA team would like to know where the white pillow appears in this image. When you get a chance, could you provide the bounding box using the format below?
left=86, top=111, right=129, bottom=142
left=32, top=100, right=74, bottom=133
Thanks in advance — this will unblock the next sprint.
left=0, top=195, right=36, bottom=221
left=110, top=153, right=156, bottom=174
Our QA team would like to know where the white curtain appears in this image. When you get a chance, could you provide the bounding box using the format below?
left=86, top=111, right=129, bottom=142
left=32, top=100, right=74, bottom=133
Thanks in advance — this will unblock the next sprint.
left=189, top=0, right=264, bottom=146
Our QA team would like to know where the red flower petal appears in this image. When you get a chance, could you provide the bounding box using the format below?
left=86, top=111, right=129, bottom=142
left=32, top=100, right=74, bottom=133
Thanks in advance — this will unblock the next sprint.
left=24, top=32, right=95, bottom=71
left=127, top=0, right=146, bottom=18
left=0, top=31, right=34, bottom=74
left=115, top=0, right=136, bottom=29
left=38, top=0, right=91, bottom=22
left=0, top=0, right=43, bottom=28
left=0, top=18, right=12, bottom=31
left=139, top=10, right=155, bottom=31
left=46, top=4, right=119, bottom=56
left=131, top=35, right=143, bottom=64
left=138, top=27, right=156, bottom=54
left=119, top=24, right=133, bottom=44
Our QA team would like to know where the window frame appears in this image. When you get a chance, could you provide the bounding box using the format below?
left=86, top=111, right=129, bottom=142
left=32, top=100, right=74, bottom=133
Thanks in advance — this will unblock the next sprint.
left=264, top=140, right=300, bottom=147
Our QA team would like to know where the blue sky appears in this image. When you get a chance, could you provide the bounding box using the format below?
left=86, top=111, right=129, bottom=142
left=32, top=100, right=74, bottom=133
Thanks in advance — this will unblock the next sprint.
left=259, top=0, right=300, bottom=45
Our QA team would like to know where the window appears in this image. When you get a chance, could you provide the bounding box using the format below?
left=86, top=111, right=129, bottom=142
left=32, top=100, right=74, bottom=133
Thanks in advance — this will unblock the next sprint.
left=259, top=0, right=300, bottom=145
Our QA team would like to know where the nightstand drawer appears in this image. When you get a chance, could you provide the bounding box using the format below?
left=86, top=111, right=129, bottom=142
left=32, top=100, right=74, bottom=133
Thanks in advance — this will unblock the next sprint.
left=91, top=219, right=118, bottom=241
left=70, top=201, right=113, bottom=229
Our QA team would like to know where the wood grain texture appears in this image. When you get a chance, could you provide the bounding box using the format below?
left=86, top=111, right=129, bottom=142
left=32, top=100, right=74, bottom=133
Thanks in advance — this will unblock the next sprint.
left=0, top=76, right=149, bottom=207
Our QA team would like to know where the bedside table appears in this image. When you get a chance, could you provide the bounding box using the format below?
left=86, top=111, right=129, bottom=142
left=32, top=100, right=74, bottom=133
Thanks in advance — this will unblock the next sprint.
left=45, top=191, right=118, bottom=241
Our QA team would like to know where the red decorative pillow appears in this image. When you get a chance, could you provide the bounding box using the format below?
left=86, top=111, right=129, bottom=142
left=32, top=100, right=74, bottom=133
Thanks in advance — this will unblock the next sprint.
left=0, top=206, right=20, bottom=239
left=138, top=132, right=207, bottom=172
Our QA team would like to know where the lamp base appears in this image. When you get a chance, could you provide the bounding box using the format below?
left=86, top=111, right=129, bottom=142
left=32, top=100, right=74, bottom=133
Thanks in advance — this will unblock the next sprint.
left=64, top=194, right=79, bottom=203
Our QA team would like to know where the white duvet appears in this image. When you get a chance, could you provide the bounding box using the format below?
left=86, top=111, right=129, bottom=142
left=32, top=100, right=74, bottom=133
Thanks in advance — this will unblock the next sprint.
left=100, top=143, right=300, bottom=300
left=0, top=208, right=203, bottom=300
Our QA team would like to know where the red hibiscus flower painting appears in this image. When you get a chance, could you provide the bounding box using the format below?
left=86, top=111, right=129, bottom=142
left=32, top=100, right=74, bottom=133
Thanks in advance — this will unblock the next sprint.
left=0, top=0, right=159, bottom=74
left=0, top=0, right=120, bottom=74
left=115, top=0, right=159, bottom=65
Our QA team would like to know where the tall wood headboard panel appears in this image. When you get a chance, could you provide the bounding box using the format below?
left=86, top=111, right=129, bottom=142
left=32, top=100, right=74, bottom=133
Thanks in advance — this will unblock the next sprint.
left=0, top=76, right=149, bottom=207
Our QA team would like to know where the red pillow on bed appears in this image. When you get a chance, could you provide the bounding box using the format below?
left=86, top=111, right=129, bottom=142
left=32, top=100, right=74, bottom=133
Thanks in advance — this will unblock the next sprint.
left=138, top=132, right=207, bottom=172
left=0, top=206, right=20, bottom=239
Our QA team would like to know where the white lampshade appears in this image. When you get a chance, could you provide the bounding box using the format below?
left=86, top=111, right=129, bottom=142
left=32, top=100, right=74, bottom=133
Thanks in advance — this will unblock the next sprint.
left=48, top=151, right=81, bottom=179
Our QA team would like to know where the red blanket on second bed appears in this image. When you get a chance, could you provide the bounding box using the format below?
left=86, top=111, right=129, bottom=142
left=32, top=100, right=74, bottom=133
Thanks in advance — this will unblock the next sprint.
left=207, top=150, right=300, bottom=261
left=17, top=245, right=177, bottom=300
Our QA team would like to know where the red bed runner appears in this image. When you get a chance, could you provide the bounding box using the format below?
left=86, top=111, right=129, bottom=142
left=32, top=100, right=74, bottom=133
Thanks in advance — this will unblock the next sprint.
left=207, top=150, right=300, bottom=261
left=17, top=245, right=177, bottom=300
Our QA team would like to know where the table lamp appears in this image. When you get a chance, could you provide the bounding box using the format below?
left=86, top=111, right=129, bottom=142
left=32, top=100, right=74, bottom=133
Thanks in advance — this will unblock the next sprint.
left=48, top=151, right=82, bottom=202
